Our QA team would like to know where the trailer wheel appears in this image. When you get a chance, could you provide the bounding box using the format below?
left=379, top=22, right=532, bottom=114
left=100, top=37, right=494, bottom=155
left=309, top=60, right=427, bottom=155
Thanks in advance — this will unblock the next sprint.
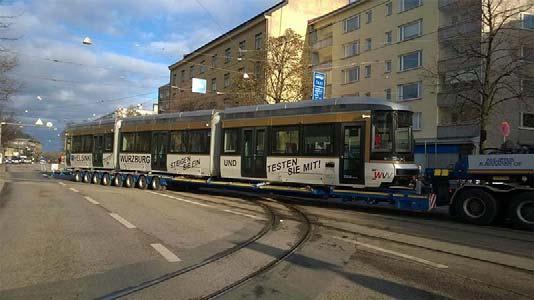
left=74, top=171, right=81, bottom=182
left=455, top=189, right=498, bottom=225
left=150, top=176, right=161, bottom=190
left=112, top=174, right=122, bottom=187
left=101, top=173, right=111, bottom=186
left=137, top=175, right=147, bottom=190
left=82, top=172, right=91, bottom=183
left=507, top=193, right=534, bottom=230
left=124, top=175, right=134, bottom=188
left=91, top=173, right=99, bottom=184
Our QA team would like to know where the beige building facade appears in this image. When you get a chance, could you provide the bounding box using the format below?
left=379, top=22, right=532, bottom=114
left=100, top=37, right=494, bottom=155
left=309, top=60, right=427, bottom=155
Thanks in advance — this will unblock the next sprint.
left=160, top=0, right=349, bottom=112
left=308, top=0, right=534, bottom=167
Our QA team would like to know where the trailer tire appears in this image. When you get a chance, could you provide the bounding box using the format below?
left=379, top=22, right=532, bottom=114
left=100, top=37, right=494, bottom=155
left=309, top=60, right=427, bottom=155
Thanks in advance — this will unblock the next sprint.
left=112, top=174, right=122, bottom=187
left=82, top=172, right=91, bottom=183
left=124, top=175, right=134, bottom=188
left=507, top=193, right=534, bottom=230
left=455, top=189, right=498, bottom=225
left=91, top=173, right=99, bottom=184
left=137, top=175, right=147, bottom=190
left=74, top=171, right=82, bottom=182
left=101, top=173, right=111, bottom=186
left=150, top=176, right=161, bottom=190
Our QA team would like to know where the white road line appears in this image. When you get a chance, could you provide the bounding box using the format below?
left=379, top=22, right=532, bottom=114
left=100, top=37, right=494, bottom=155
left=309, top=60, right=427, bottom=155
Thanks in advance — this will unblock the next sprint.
left=151, top=243, right=181, bottom=263
left=84, top=196, right=100, bottom=205
left=223, top=209, right=263, bottom=220
left=109, top=213, right=136, bottom=229
left=333, top=236, right=449, bottom=269
left=58, top=182, right=66, bottom=186
left=69, top=188, right=79, bottom=193
left=157, top=193, right=212, bottom=208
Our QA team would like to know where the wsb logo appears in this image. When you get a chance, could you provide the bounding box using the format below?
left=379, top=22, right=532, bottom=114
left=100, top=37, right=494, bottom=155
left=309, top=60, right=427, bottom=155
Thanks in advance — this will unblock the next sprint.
left=372, top=170, right=394, bottom=180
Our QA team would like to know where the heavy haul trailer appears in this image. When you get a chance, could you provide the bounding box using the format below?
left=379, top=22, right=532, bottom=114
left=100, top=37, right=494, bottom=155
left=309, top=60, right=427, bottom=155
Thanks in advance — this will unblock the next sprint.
left=427, top=154, right=534, bottom=230
left=64, top=97, right=530, bottom=229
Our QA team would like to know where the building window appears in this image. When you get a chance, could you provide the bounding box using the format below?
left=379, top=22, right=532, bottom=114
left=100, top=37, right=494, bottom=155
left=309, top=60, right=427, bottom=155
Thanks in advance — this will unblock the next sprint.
left=412, top=112, right=422, bottom=130
left=521, top=112, right=534, bottom=129
left=224, top=73, right=230, bottom=87
left=400, top=0, right=422, bottom=12
left=254, top=62, right=262, bottom=78
left=366, top=10, right=373, bottom=24
left=255, top=33, right=263, bottom=50
left=385, top=88, right=392, bottom=100
left=211, top=78, right=217, bottom=92
left=303, top=124, right=334, bottom=155
left=385, top=60, right=392, bottom=73
left=364, top=65, right=372, bottom=78
left=385, top=31, right=393, bottom=45
left=212, top=54, right=217, bottom=68
left=343, top=15, right=360, bottom=33
left=200, top=60, right=206, bottom=74
left=344, top=41, right=360, bottom=57
left=400, top=50, right=422, bottom=71
left=365, top=38, right=372, bottom=51
left=521, top=46, right=534, bottom=61
left=172, top=73, right=177, bottom=86
left=386, top=2, right=393, bottom=16
left=522, top=79, right=534, bottom=96
left=344, top=66, right=360, bottom=83
left=239, top=40, right=246, bottom=58
left=272, top=126, right=299, bottom=154
left=398, top=82, right=421, bottom=101
left=181, top=70, right=185, bottom=82
left=522, top=13, right=534, bottom=29
left=400, top=19, right=422, bottom=41
left=225, top=48, right=232, bottom=63
left=189, top=65, right=194, bottom=78
left=223, top=129, right=239, bottom=153
left=364, top=92, right=371, bottom=96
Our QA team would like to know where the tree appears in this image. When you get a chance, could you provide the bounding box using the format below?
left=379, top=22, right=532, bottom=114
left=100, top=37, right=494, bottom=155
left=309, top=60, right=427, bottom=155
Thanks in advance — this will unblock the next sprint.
left=230, top=29, right=312, bottom=104
left=436, top=0, right=534, bottom=153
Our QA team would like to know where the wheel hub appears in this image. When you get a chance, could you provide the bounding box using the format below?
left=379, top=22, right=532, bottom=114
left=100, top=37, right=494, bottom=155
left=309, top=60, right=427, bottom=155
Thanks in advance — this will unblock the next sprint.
left=517, top=200, right=534, bottom=224
left=463, top=197, right=486, bottom=218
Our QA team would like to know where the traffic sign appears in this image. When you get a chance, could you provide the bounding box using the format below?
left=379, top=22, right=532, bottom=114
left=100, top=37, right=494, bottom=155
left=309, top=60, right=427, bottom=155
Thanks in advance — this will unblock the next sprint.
left=500, top=121, right=510, bottom=137
left=312, top=72, right=326, bottom=101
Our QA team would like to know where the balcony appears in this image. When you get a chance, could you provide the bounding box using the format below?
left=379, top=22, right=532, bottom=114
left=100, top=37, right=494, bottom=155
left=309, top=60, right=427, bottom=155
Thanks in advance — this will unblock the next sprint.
left=313, top=61, right=332, bottom=72
left=312, top=37, right=333, bottom=50
left=437, top=86, right=479, bottom=107
left=439, top=0, right=479, bottom=10
left=438, top=22, right=481, bottom=41
left=437, top=124, right=479, bottom=139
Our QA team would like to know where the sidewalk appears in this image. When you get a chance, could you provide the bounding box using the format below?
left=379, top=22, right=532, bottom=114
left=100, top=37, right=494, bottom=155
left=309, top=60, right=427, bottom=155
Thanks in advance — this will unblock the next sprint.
left=0, top=164, right=6, bottom=192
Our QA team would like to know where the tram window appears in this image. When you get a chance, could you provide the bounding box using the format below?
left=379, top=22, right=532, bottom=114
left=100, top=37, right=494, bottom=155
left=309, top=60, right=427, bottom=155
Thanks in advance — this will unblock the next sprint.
left=169, top=131, right=187, bottom=153
left=372, top=111, right=393, bottom=152
left=396, top=111, right=413, bottom=152
left=189, top=130, right=210, bottom=154
left=224, top=129, right=239, bottom=153
left=136, top=132, right=152, bottom=153
left=303, top=124, right=334, bottom=155
left=72, top=136, right=82, bottom=152
left=104, top=134, right=113, bottom=151
left=272, top=126, right=299, bottom=155
left=82, top=135, right=93, bottom=153
left=121, top=133, right=136, bottom=152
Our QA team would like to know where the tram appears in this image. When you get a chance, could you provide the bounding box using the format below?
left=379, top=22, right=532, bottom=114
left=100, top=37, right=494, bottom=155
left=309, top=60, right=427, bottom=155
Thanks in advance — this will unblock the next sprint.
left=65, top=97, right=419, bottom=190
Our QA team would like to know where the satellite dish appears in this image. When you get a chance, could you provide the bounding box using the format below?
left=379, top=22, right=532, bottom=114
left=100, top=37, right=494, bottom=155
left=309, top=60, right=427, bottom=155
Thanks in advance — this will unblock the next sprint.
left=82, top=37, right=93, bottom=45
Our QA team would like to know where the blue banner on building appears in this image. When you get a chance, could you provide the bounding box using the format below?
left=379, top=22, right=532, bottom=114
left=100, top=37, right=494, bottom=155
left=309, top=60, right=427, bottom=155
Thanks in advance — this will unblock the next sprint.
left=312, top=72, right=326, bottom=101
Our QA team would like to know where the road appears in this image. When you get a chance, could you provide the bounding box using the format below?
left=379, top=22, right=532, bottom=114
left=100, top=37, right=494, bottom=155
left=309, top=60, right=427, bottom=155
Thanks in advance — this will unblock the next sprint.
left=0, top=164, right=533, bottom=299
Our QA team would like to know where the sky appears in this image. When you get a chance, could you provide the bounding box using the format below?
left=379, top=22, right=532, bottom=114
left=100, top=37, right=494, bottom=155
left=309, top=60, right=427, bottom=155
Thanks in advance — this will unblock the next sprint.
left=0, top=0, right=280, bottom=151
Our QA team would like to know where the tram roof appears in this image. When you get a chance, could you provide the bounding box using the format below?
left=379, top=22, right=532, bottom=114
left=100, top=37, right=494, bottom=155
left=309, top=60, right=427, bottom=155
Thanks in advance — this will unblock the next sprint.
left=121, top=109, right=216, bottom=125
left=222, top=97, right=410, bottom=119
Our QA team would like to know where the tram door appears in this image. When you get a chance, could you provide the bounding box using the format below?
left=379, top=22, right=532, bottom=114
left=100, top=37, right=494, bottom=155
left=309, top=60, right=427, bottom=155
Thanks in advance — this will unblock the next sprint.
left=241, top=128, right=267, bottom=178
left=340, top=124, right=365, bottom=184
left=151, top=132, right=169, bottom=171
left=93, top=135, right=104, bottom=168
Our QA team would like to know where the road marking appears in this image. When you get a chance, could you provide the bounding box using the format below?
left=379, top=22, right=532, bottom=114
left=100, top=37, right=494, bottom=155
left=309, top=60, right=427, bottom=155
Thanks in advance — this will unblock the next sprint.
left=58, top=182, right=66, bottom=186
left=69, top=188, right=79, bottom=193
left=157, top=193, right=212, bottom=207
left=84, top=196, right=100, bottom=205
left=223, top=209, right=263, bottom=220
left=151, top=243, right=181, bottom=263
left=109, top=213, right=136, bottom=229
left=333, top=236, right=449, bottom=269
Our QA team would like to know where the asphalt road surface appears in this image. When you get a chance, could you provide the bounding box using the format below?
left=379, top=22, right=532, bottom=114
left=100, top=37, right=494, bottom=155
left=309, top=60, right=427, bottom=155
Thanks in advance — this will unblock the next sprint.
left=1, top=164, right=533, bottom=300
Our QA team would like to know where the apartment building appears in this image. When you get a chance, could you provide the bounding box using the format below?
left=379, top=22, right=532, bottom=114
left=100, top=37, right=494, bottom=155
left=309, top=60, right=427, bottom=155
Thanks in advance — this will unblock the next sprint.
left=160, top=0, right=348, bottom=113
left=308, top=0, right=534, bottom=167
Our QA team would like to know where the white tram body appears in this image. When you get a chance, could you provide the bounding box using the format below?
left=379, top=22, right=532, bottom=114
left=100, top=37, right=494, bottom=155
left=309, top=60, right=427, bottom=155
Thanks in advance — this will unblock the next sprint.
left=65, top=98, right=419, bottom=189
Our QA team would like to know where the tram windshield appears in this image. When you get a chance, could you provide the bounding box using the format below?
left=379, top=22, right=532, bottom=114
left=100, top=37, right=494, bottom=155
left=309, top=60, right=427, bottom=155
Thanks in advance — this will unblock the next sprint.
left=372, top=111, right=413, bottom=159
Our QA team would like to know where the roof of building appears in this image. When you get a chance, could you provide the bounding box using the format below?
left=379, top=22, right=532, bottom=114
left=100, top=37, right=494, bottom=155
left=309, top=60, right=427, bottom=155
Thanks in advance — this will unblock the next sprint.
left=169, top=0, right=287, bottom=70
left=308, top=0, right=365, bottom=25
